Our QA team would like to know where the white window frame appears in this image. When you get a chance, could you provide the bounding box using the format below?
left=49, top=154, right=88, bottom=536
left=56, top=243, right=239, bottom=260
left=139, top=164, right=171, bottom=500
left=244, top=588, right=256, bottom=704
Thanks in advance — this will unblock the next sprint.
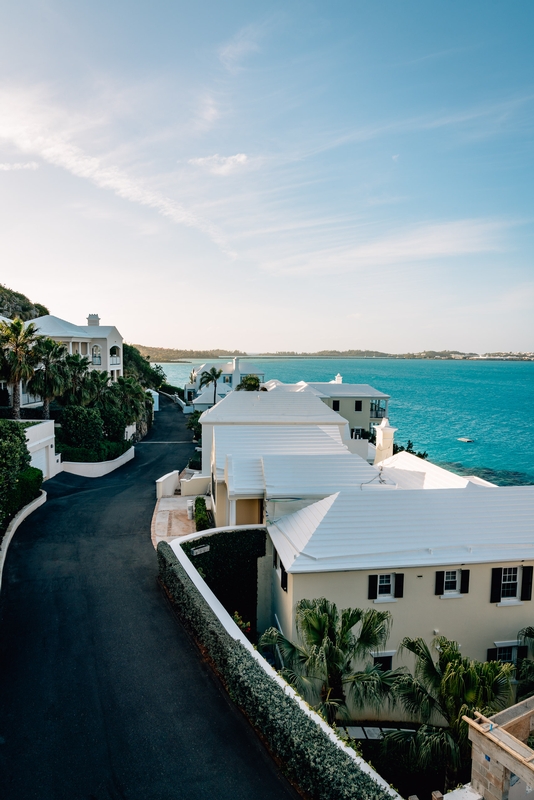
left=443, top=569, right=460, bottom=595
left=500, top=567, right=520, bottom=603
left=376, top=573, right=394, bottom=600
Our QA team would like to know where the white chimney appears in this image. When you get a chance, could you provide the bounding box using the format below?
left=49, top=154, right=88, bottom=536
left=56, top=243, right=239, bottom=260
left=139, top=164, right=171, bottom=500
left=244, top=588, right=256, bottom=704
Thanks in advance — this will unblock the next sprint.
left=332, top=373, right=343, bottom=383
left=373, top=418, right=397, bottom=465
left=87, top=314, right=100, bottom=326
left=233, top=357, right=241, bottom=386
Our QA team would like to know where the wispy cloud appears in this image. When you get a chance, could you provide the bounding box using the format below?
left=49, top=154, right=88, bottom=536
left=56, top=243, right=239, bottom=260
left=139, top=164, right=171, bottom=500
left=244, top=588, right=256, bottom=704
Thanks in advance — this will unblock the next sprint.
left=0, top=85, right=229, bottom=249
left=219, top=24, right=261, bottom=72
left=261, top=218, right=512, bottom=276
left=0, top=161, right=38, bottom=171
left=189, top=153, right=250, bottom=176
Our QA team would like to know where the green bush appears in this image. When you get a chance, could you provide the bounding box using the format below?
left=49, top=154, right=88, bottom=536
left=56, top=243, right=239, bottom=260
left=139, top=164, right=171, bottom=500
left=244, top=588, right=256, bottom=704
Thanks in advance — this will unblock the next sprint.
left=187, top=453, right=201, bottom=470
left=160, top=383, right=184, bottom=399
left=194, top=496, right=212, bottom=531
left=6, top=466, right=43, bottom=520
left=157, top=542, right=392, bottom=800
left=57, top=439, right=131, bottom=463
left=0, top=420, right=31, bottom=531
left=61, top=406, right=104, bottom=450
left=99, top=405, right=129, bottom=443
left=186, top=410, right=202, bottom=440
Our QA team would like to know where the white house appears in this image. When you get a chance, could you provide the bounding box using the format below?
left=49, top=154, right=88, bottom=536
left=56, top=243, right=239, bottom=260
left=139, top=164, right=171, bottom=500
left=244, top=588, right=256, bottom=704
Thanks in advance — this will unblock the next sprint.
left=184, top=357, right=265, bottom=404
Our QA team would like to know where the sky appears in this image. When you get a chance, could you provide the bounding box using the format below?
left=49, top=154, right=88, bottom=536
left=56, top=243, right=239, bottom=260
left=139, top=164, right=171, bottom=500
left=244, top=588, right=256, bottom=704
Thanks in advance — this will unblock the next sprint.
left=0, top=1, right=533, bottom=354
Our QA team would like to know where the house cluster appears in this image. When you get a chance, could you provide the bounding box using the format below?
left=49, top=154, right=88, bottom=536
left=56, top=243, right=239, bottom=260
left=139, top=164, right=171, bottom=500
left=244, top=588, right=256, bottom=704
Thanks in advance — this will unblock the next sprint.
left=180, top=373, right=534, bottom=670
left=1, top=312, right=124, bottom=479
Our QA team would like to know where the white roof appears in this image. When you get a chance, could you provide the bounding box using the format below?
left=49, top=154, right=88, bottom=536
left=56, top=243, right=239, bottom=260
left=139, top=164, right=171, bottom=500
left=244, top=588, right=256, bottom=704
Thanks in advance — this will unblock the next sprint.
left=262, top=453, right=395, bottom=497
left=28, top=315, right=120, bottom=339
left=195, top=361, right=265, bottom=376
left=306, top=382, right=390, bottom=399
left=201, top=389, right=347, bottom=426
left=226, top=456, right=265, bottom=496
left=263, top=380, right=327, bottom=397
left=213, top=424, right=347, bottom=474
left=380, top=451, right=496, bottom=489
left=0, top=314, right=12, bottom=324
left=269, top=487, right=534, bottom=573
left=192, top=384, right=232, bottom=406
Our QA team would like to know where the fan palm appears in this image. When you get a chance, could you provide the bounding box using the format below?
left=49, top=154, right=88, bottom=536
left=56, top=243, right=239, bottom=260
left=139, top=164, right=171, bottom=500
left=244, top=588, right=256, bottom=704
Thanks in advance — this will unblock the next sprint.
left=199, top=367, right=223, bottom=405
left=28, top=338, right=68, bottom=419
left=516, top=626, right=534, bottom=700
left=112, top=376, right=146, bottom=424
left=86, top=370, right=116, bottom=413
left=259, top=597, right=400, bottom=725
left=382, top=636, right=513, bottom=789
left=60, top=353, right=92, bottom=406
left=0, top=318, right=42, bottom=418
left=235, top=374, right=261, bottom=391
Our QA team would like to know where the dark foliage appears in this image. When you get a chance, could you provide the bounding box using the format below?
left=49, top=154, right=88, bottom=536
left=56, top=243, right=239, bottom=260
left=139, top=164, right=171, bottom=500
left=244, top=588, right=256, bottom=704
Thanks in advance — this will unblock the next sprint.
left=123, top=343, right=165, bottom=389
left=193, top=496, right=212, bottom=531
left=61, top=406, right=104, bottom=450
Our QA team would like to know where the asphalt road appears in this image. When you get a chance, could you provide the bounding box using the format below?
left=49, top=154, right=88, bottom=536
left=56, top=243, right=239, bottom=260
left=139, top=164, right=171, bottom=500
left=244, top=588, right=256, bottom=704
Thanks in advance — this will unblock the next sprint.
left=0, top=397, right=296, bottom=800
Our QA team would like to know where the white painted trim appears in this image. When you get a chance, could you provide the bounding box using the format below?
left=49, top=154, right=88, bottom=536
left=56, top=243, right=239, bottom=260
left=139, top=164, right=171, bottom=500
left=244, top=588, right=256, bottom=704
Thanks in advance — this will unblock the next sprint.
left=440, top=593, right=463, bottom=600
left=497, top=599, right=524, bottom=607
left=494, top=640, right=520, bottom=648
left=62, top=447, right=134, bottom=477
left=168, top=529, right=400, bottom=799
left=373, top=597, right=397, bottom=604
left=0, top=490, right=46, bottom=591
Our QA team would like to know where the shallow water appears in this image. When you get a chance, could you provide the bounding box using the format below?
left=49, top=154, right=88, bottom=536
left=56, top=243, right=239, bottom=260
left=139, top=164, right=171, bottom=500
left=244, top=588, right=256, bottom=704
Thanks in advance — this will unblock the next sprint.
left=157, top=358, right=534, bottom=485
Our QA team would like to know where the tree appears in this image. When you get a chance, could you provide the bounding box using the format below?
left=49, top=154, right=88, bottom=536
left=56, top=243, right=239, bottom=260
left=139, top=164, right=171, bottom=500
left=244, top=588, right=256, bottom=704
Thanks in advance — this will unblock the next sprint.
left=382, top=636, right=513, bottom=789
left=86, top=370, right=115, bottom=413
left=60, top=353, right=92, bottom=406
left=186, top=410, right=202, bottom=440
left=259, top=597, right=399, bottom=725
left=199, top=367, right=223, bottom=405
left=111, top=376, right=146, bottom=424
left=0, top=419, right=31, bottom=530
left=28, top=338, right=68, bottom=419
left=123, top=343, right=164, bottom=389
left=0, top=318, right=42, bottom=419
left=235, top=374, right=261, bottom=391
left=516, top=627, right=534, bottom=700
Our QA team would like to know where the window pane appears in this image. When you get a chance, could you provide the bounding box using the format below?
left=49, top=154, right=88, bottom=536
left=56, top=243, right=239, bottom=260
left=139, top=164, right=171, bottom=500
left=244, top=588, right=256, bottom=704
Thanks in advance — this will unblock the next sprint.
left=502, top=567, right=518, bottom=598
left=378, top=574, right=392, bottom=595
left=444, top=570, right=457, bottom=591
left=497, top=647, right=513, bottom=662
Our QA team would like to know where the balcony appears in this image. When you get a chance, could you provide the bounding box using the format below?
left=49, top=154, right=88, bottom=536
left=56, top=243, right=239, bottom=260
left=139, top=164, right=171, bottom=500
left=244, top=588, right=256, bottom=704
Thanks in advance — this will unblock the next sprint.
left=109, top=356, right=121, bottom=365
left=92, top=356, right=102, bottom=365
left=370, top=407, right=387, bottom=419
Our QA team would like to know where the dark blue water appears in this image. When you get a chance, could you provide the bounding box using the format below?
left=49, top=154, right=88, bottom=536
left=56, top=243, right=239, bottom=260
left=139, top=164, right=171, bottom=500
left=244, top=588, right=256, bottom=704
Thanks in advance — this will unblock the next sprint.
left=158, top=359, right=534, bottom=485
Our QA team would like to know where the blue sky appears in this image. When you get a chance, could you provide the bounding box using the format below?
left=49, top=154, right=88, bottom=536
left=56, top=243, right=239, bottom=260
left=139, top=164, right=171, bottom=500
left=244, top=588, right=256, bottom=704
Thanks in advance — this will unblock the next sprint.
left=0, top=1, right=532, bottom=353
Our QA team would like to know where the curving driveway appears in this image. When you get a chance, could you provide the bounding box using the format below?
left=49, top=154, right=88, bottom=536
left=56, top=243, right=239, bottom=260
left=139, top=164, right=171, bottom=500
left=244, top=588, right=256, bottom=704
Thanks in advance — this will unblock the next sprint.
left=0, top=397, right=296, bottom=800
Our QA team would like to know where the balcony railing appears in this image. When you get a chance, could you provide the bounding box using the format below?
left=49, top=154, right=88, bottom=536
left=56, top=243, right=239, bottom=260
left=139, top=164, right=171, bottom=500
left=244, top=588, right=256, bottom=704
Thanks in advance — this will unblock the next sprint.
left=92, top=356, right=102, bottom=365
left=370, top=407, right=387, bottom=419
left=109, top=356, right=121, bottom=365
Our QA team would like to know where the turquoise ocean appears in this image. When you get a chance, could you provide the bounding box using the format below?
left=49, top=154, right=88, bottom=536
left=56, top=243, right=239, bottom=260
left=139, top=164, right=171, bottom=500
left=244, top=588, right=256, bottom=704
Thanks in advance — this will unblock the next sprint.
left=157, top=359, right=534, bottom=486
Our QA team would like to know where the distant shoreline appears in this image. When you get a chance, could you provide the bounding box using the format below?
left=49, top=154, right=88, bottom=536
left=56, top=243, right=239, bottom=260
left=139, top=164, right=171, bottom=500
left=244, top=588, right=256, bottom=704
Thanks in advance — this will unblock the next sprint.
left=154, top=355, right=534, bottom=362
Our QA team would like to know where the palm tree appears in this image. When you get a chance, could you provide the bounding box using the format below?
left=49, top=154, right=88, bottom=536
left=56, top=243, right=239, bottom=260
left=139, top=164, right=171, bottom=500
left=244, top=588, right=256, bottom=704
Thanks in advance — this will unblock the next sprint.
left=112, top=376, right=146, bottom=424
left=0, top=318, right=42, bottom=418
left=60, top=353, right=92, bottom=406
left=259, top=597, right=399, bottom=725
left=28, top=338, right=68, bottom=419
left=382, top=636, right=513, bottom=789
left=199, top=367, right=223, bottom=406
left=235, top=374, right=261, bottom=391
left=86, top=370, right=116, bottom=413
left=516, top=627, right=534, bottom=700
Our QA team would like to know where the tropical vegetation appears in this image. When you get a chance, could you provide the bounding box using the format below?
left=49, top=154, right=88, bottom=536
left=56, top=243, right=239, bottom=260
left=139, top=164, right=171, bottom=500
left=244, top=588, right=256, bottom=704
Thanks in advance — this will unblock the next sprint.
left=199, top=367, right=223, bottom=405
left=0, top=419, right=42, bottom=536
left=381, top=636, right=513, bottom=789
left=260, top=597, right=400, bottom=725
left=235, top=374, right=261, bottom=391
left=0, top=318, right=42, bottom=419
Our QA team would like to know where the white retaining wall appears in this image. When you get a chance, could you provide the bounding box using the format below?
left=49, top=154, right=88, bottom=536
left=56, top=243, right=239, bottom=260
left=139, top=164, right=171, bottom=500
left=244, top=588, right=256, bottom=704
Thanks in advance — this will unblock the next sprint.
left=169, top=527, right=401, bottom=800
left=62, top=446, right=135, bottom=477
left=156, top=470, right=180, bottom=498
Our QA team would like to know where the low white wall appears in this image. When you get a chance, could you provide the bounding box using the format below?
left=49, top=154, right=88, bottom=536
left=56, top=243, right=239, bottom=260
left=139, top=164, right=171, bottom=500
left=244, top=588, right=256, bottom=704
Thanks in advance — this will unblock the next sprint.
left=24, top=420, right=62, bottom=480
left=180, top=474, right=210, bottom=496
left=345, top=438, right=370, bottom=458
left=62, top=446, right=135, bottom=477
left=0, top=490, right=46, bottom=590
left=156, top=470, right=180, bottom=498
left=169, top=528, right=400, bottom=800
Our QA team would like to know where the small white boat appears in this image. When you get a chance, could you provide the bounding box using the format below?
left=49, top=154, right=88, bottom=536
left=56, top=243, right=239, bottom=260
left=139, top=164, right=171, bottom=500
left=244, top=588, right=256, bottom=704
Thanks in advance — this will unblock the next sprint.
left=457, top=437, right=474, bottom=443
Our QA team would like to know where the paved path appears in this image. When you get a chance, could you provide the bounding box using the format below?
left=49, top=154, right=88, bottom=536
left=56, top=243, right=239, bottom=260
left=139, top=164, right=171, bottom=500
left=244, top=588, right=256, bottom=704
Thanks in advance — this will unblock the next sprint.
left=0, top=397, right=296, bottom=800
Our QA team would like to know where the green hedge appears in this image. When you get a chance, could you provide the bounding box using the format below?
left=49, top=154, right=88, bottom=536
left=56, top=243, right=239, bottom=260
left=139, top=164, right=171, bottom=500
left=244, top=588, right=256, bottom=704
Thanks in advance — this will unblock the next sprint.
left=157, top=542, right=392, bottom=800
left=57, top=439, right=131, bottom=463
left=182, top=528, right=265, bottom=636
left=6, top=467, right=43, bottom=520
left=194, top=496, right=212, bottom=531
left=160, top=383, right=184, bottom=399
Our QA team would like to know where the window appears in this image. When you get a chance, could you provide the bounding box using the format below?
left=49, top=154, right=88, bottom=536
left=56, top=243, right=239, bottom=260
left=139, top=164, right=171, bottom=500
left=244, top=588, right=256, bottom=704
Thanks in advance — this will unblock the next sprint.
left=374, top=655, right=393, bottom=670
left=223, top=375, right=232, bottom=384
left=487, top=642, right=528, bottom=664
left=332, top=399, right=340, bottom=411
left=490, top=566, right=533, bottom=603
left=368, top=573, right=404, bottom=600
left=502, top=567, right=518, bottom=598
left=435, top=569, right=470, bottom=596
left=354, top=400, right=362, bottom=412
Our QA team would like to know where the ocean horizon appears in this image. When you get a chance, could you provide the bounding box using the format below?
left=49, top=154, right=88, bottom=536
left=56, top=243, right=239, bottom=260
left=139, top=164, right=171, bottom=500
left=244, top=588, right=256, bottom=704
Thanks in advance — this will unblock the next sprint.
left=157, top=358, right=534, bottom=487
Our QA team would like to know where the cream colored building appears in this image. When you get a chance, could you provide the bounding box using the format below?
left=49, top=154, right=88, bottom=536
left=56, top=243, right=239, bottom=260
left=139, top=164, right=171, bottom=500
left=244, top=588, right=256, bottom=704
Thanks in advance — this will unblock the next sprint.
left=268, top=486, right=534, bottom=667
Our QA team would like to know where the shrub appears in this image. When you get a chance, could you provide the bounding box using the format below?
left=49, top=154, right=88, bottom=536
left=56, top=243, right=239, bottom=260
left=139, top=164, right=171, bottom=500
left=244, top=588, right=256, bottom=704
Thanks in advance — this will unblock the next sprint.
left=187, top=453, right=201, bottom=470
left=160, top=383, right=184, bottom=399
left=194, top=496, right=212, bottom=531
left=6, top=466, right=43, bottom=520
left=0, top=420, right=31, bottom=530
left=186, top=410, right=202, bottom=440
left=57, top=439, right=131, bottom=463
left=157, top=542, right=392, bottom=800
left=61, top=406, right=104, bottom=450
left=100, top=405, right=129, bottom=442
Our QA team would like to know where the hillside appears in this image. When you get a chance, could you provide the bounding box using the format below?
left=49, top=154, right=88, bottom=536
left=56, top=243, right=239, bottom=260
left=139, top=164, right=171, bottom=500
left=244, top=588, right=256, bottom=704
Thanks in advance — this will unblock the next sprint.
left=131, top=344, right=247, bottom=362
left=0, top=285, right=49, bottom=321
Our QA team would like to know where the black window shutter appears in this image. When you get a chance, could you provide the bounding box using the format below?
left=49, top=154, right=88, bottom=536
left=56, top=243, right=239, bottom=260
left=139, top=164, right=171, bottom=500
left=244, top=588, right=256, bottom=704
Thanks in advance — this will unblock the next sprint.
left=368, top=575, right=378, bottom=600
left=521, top=566, right=533, bottom=601
left=355, top=400, right=362, bottom=412
left=517, top=646, right=528, bottom=661
left=394, top=573, right=404, bottom=598
left=490, top=568, right=503, bottom=603
left=281, top=564, right=288, bottom=592
left=460, top=569, right=470, bottom=594
left=435, top=571, right=445, bottom=595
left=487, top=648, right=498, bottom=661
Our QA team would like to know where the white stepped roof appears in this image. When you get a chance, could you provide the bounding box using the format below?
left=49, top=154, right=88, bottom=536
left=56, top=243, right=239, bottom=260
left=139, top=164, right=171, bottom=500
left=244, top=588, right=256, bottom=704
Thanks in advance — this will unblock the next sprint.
left=192, top=384, right=232, bottom=406
left=226, top=456, right=265, bottom=496
left=262, top=453, right=395, bottom=497
left=380, top=451, right=496, bottom=489
left=213, top=424, right=347, bottom=473
left=306, top=382, right=390, bottom=399
left=263, top=380, right=327, bottom=397
left=195, top=361, right=265, bottom=376
left=29, top=315, right=119, bottom=339
left=201, top=389, right=347, bottom=426
left=269, top=487, right=534, bottom=573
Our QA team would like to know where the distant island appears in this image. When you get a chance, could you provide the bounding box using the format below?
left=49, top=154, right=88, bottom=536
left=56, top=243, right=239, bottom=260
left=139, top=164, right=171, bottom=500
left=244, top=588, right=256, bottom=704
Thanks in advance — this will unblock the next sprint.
left=133, top=344, right=534, bottom=362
